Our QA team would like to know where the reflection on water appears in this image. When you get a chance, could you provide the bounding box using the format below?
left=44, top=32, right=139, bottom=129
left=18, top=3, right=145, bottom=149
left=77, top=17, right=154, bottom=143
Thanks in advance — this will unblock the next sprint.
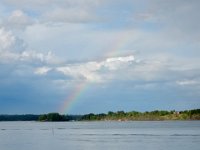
left=0, top=121, right=200, bottom=150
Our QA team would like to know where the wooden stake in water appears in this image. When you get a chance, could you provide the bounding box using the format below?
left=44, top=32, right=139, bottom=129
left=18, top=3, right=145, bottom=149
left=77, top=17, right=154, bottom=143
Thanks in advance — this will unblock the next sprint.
left=52, top=128, right=54, bottom=136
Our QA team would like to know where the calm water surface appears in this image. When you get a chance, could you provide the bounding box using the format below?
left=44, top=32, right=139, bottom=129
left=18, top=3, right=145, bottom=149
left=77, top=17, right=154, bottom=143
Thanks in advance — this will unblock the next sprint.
left=0, top=121, right=200, bottom=150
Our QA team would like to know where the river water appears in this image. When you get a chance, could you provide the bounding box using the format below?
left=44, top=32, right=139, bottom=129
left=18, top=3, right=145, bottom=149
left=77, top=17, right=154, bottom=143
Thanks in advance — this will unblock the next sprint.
left=0, top=121, right=199, bottom=150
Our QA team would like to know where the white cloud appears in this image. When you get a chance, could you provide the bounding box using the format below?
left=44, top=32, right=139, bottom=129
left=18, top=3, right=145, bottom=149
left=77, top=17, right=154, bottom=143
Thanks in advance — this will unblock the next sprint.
left=106, top=55, right=134, bottom=63
left=55, top=55, right=135, bottom=82
left=43, top=54, right=200, bottom=87
left=0, top=28, right=59, bottom=64
left=20, top=51, right=55, bottom=63
left=0, top=28, right=15, bottom=51
left=0, top=51, right=19, bottom=63
left=1, top=0, right=200, bottom=88
left=2, top=0, right=102, bottom=9
left=34, top=66, right=52, bottom=75
left=42, top=8, right=96, bottom=23
left=56, top=62, right=101, bottom=82
left=176, top=80, right=199, bottom=86
left=0, top=50, right=58, bottom=65
left=2, top=0, right=104, bottom=24
left=104, top=55, right=134, bottom=70
left=6, top=10, right=34, bottom=29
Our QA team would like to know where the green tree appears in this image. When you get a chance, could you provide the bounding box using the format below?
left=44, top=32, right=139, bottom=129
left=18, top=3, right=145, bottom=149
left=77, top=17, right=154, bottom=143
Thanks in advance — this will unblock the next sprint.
left=39, top=114, right=47, bottom=121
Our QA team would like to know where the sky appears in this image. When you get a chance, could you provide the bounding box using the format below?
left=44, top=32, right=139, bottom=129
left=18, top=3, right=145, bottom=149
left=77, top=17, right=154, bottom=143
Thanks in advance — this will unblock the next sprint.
left=0, top=0, right=200, bottom=114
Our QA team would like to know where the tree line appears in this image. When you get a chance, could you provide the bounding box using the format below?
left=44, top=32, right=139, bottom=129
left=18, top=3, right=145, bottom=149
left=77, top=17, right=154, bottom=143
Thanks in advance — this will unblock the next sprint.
left=0, top=114, right=39, bottom=121
left=0, top=109, right=200, bottom=121
left=81, top=109, right=200, bottom=121
left=38, top=113, right=82, bottom=121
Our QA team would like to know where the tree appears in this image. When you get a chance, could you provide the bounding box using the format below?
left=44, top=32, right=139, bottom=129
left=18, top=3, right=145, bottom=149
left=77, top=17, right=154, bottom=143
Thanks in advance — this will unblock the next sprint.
left=38, top=113, right=65, bottom=121
left=39, top=114, right=47, bottom=121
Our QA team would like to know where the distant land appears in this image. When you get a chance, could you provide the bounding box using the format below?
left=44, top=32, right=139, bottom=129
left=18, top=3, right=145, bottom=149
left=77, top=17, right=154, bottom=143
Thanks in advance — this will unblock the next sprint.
left=0, top=109, right=200, bottom=122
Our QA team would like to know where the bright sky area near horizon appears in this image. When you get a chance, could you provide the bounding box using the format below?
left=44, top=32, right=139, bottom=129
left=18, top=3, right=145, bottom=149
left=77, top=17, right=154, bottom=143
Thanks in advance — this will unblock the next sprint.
left=0, top=0, right=200, bottom=114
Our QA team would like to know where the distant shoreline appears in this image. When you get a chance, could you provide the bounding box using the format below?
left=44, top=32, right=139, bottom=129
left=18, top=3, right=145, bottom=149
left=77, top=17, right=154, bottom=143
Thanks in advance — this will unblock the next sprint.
left=0, top=109, right=200, bottom=122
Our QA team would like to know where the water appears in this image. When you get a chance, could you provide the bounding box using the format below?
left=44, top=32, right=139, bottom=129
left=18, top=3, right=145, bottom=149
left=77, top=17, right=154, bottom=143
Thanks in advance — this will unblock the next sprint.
left=0, top=121, right=199, bottom=150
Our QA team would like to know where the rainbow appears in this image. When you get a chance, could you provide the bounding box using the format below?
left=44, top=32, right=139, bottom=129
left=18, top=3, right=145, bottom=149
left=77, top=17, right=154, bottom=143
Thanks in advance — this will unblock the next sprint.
left=59, top=81, right=90, bottom=114
left=105, top=31, right=132, bottom=58
left=59, top=32, right=133, bottom=114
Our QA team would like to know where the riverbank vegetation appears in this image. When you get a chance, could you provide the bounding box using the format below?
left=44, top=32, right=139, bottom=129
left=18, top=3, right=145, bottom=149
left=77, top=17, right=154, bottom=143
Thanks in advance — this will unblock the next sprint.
left=81, top=109, right=200, bottom=121
left=0, top=114, right=39, bottom=121
left=38, top=113, right=82, bottom=121
left=0, top=109, right=200, bottom=121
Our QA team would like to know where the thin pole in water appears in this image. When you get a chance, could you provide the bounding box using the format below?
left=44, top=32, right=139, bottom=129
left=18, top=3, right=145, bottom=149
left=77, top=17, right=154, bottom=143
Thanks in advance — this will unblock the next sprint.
left=52, top=128, right=54, bottom=136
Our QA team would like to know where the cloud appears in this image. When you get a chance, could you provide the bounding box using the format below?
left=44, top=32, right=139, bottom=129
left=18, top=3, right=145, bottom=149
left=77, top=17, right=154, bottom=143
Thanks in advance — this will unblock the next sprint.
left=5, top=10, right=34, bottom=29
left=0, top=28, right=16, bottom=51
left=34, top=66, right=52, bottom=75
left=42, top=8, right=97, bottom=23
left=176, top=80, right=199, bottom=86
left=2, top=0, right=104, bottom=24
left=149, top=0, right=200, bottom=41
left=55, top=55, right=135, bottom=82
left=0, top=28, right=60, bottom=64
left=32, top=53, right=200, bottom=92
left=0, top=50, right=58, bottom=65
left=0, top=0, right=200, bottom=113
left=104, top=55, right=134, bottom=70
left=20, top=51, right=57, bottom=64
left=106, top=55, right=134, bottom=62
left=2, top=0, right=102, bottom=9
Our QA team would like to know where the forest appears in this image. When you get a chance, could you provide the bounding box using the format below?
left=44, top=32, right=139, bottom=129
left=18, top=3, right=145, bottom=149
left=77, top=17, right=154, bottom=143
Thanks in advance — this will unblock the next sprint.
left=80, top=109, right=200, bottom=121
left=1, top=109, right=200, bottom=121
